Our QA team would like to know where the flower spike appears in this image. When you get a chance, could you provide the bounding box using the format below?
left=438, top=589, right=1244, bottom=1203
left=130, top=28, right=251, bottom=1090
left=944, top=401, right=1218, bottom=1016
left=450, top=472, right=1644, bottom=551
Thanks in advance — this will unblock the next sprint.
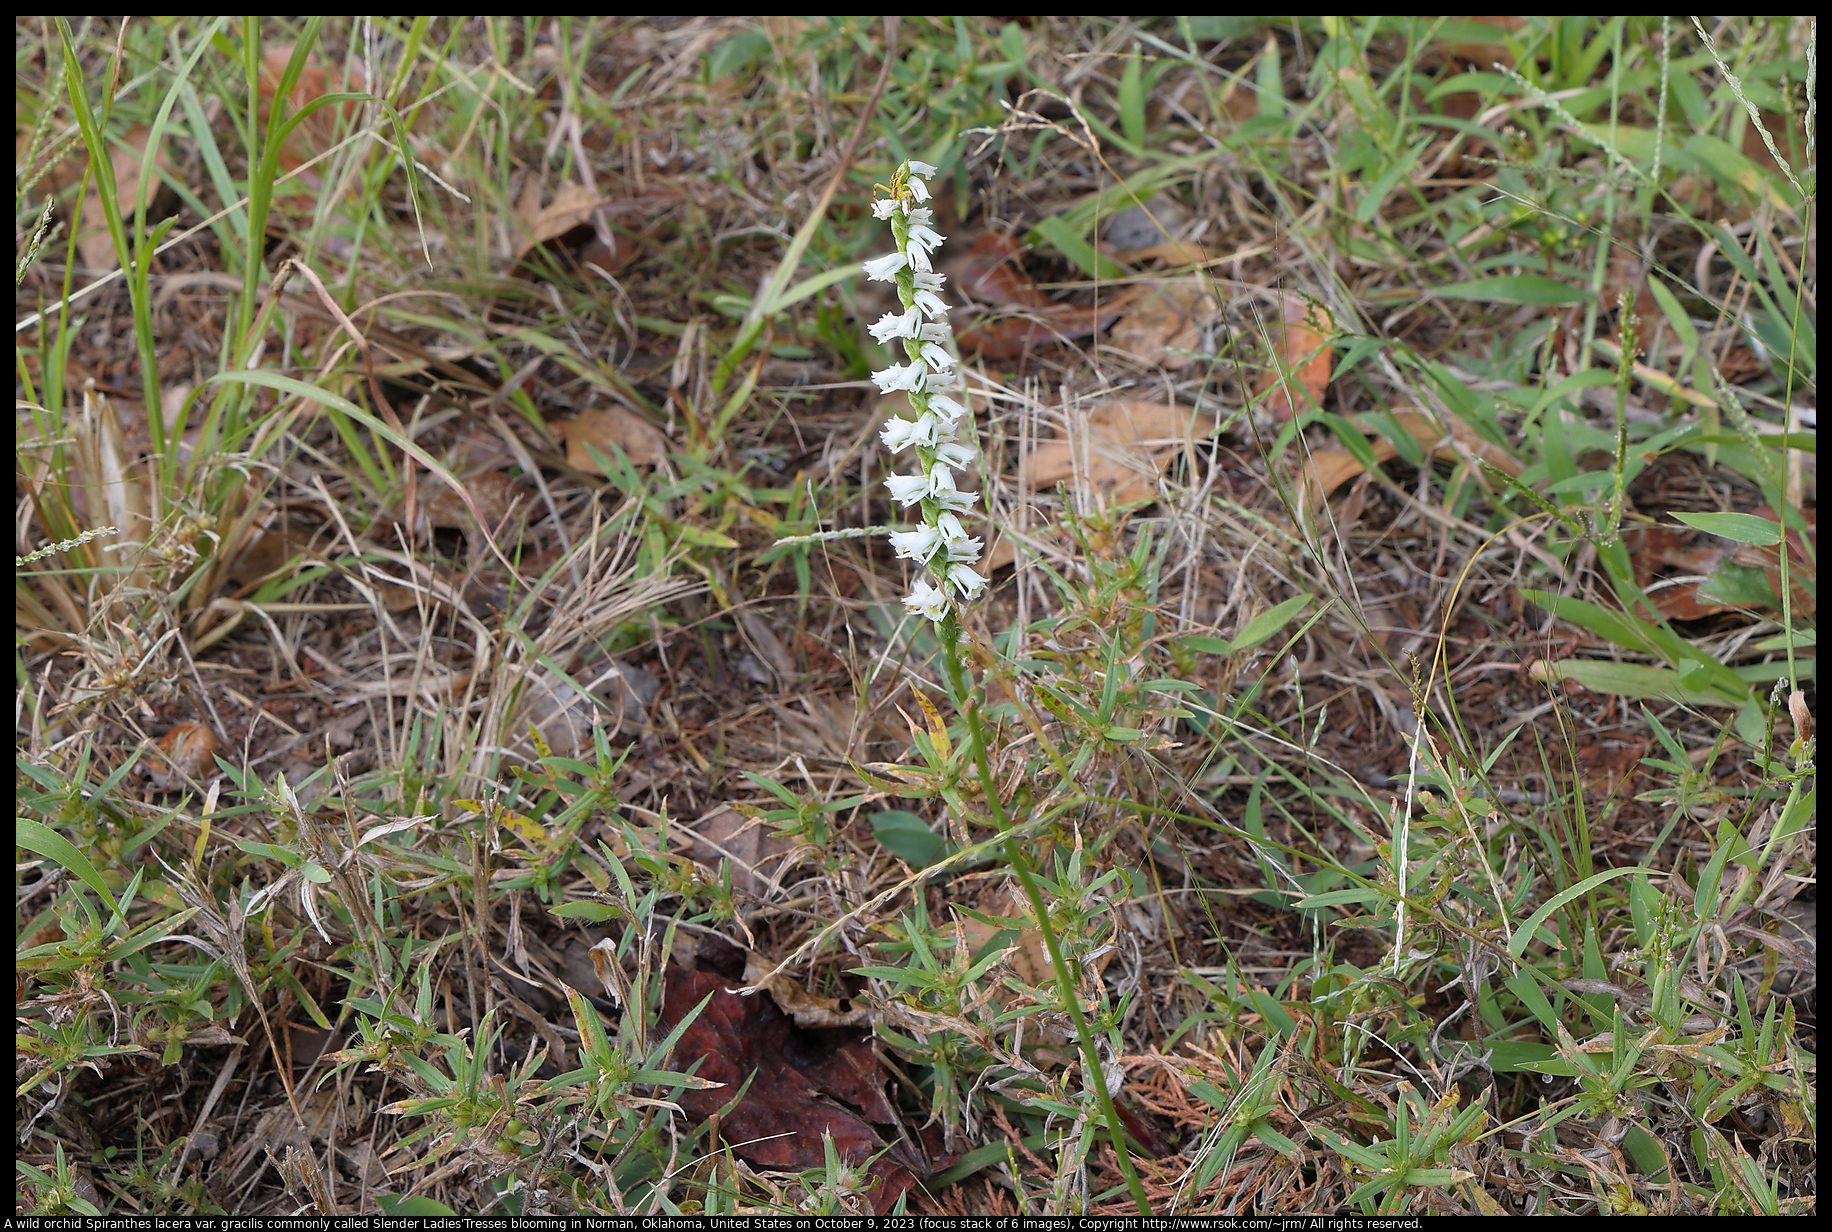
left=864, top=160, right=988, bottom=625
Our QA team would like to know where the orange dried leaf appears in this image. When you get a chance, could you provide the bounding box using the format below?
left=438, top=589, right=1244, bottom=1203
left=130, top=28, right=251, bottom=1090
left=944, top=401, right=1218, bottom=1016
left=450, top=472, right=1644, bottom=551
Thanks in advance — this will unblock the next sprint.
left=1252, top=297, right=1335, bottom=423
left=1023, top=401, right=1217, bottom=507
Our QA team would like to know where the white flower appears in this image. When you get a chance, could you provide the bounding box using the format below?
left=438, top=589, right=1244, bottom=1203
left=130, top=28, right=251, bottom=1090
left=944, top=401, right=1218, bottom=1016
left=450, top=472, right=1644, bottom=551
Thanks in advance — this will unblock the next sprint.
left=880, top=415, right=936, bottom=453
left=885, top=471, right=933, bottom=506
left=903, top=576, right=948, bottom=619
left=918, top=341, right=955, bottom=372
left=863, top=251, right=907, bottom=281
left=871, top=361, right=926, bottom=394
left=869, top=308, right=920, bottom=344
left=910, top=273, right=950, bottom=319
left=870, top=159, right=993, bottom=621
left=926, top=393, right=968, bottom=427
left=935, top=513, right=982, bottom=563
left=933, top=484, right=977, bottom=514
left=945, top=564, right=988, bottom=599
left=933, top=438, right=975, bottom=471
left=927, top=467, right=978, bottom=512
left=905, top=223, right=944, bottom=261
left=889, top=524, right=943, bottom=562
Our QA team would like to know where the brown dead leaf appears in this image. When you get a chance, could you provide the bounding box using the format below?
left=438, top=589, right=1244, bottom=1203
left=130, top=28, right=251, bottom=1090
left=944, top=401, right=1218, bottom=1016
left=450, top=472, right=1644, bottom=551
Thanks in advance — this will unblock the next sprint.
left=951, top=232, right=1139, bottom=359
left=1024, top=401, right=1218, bottom=507
left=155, top=722, right=219, bottom=783
left=685, top=805, right=796, bottom=901
left=1106, top=278, right=1214, bottom=369
left=509, top=178, right=679, bottom=278
left=43, top=124, right=178, bottom=274
left=661, top=935, right=943, bottom=1215
left=1251, top=296, right=1335, bottom=423
left=256, top=47, right=368, bottom=209
left=507, top=658, right=655, bottom=764
left=744, top=948, right=872, bottom=1029
left=557, top=404, right=670, bottom=470
left=1297, top=410, right=1524, bottom=524
left=1626, top=506, right=1816, bottom=621
left=948, top=885, right=1114, bottom=1064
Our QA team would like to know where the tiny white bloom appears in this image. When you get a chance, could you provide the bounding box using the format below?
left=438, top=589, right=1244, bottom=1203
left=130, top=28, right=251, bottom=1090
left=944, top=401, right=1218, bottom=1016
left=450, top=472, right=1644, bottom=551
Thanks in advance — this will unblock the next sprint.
left=906, top=160, right=939, bottom=177
left=934, top=513, right=983, bottom=563
left=933, top=482, right=977, bottom=513
left=906, top=207, right=935, bottom=227
left=917, top=322, right=952, bottom=343
left=871, top=361, right=926, bottom=394
left=906, top=244, right=933, bottom=274
left=880, top=415, right=935, bottom=453
left=904, top=576, right=948, bottom=620
left=889, top=524, right=943, bottom=562
left=926, top=393, right=968, bottom=426
left=905, top=224, right=944, bottom=258
left=934, top=438, right=975, bottom=471
left=868, top=308, right=920, bottom=344
left=885, top=471, right=933, bottom=506
left=945, top=564, right=988, bottom=599
left=910, top=272, right=950, bottom=319
left=871, top=198, right=903, bottom=220
left=919, top=341, right=955, bottom=372
left=863, top=251, right=907, bottom=281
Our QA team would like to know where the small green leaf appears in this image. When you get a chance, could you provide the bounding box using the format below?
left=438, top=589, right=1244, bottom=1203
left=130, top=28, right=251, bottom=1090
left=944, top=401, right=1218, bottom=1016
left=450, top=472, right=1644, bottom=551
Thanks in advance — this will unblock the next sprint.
left=1669, top=511, right=1784, bottom=546
left=1119, top=55, right=1146, bottom=148
left=1228, top=593, right=1315, bottom=655
left=552, top=901, right=620, bottom=922
left=706, top=29, right=770, bottom=81
left=1435, top=275, right=1591, bottom=305
left=871, top=810, right=953, bottom=869
left=16, top=820, right=121, bottom=918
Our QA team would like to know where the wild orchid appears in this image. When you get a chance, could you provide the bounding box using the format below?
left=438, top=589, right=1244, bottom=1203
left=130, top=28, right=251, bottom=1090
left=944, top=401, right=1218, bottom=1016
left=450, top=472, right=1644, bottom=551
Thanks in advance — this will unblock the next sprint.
left=864, top=160, right=988, bottom=624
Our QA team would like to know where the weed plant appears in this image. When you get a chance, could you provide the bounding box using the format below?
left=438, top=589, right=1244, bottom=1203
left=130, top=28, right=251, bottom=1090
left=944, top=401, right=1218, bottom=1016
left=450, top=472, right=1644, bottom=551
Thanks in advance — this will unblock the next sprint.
left=17, top=16, right=1815, bottom=1217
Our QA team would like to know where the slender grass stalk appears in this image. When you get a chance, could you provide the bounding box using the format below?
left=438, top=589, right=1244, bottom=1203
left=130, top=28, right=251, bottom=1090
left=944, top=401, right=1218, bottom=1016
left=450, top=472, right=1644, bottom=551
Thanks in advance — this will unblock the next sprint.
left=940, top=613, right=1151, bottom=1213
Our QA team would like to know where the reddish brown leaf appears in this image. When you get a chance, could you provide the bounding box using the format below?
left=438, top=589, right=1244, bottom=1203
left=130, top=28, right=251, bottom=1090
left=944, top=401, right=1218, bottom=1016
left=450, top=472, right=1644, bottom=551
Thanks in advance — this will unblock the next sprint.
left=1627, top=506, right=1816, bottom=621
left=951, top=232, right=1138, bottom=359
left=951, top=232, right=1050, bottom=309
left=1251, top=296, right=1335, bottom=423
left=660, top=936, right=942, bottom=1214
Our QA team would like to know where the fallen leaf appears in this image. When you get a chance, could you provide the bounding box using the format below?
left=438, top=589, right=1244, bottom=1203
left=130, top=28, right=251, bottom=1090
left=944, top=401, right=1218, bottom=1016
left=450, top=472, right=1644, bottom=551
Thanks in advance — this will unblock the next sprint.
left=1251, top=296, right=1334, bottom=423
left=557, top=404, right=670, bottom=470
left=1106, top=277, right=1215, bottom=369
left=1023, top=401, right=1218, bottom=507
left=744, top=948, right=872, bottom=1029
left=1297, top=410, right=1523, bottom=524
left=507, top=658, right=654, bottom=764
left=685, top=805, right=796, bottom=901
left=951, top=232, right=1139, bottom=359
left=661, top=934, right=941, bottom=1214
left=256, top=47, right=368, bottom=211
left=1627, top=506, right=1816, bottom=620
left=32, top=124, right=179, bottom=274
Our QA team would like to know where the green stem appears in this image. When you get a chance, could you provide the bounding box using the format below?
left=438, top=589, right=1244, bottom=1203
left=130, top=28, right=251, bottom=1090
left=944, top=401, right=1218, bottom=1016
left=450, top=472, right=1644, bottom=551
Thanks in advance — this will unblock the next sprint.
left=939, top=614, right=1150, bottom=1214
